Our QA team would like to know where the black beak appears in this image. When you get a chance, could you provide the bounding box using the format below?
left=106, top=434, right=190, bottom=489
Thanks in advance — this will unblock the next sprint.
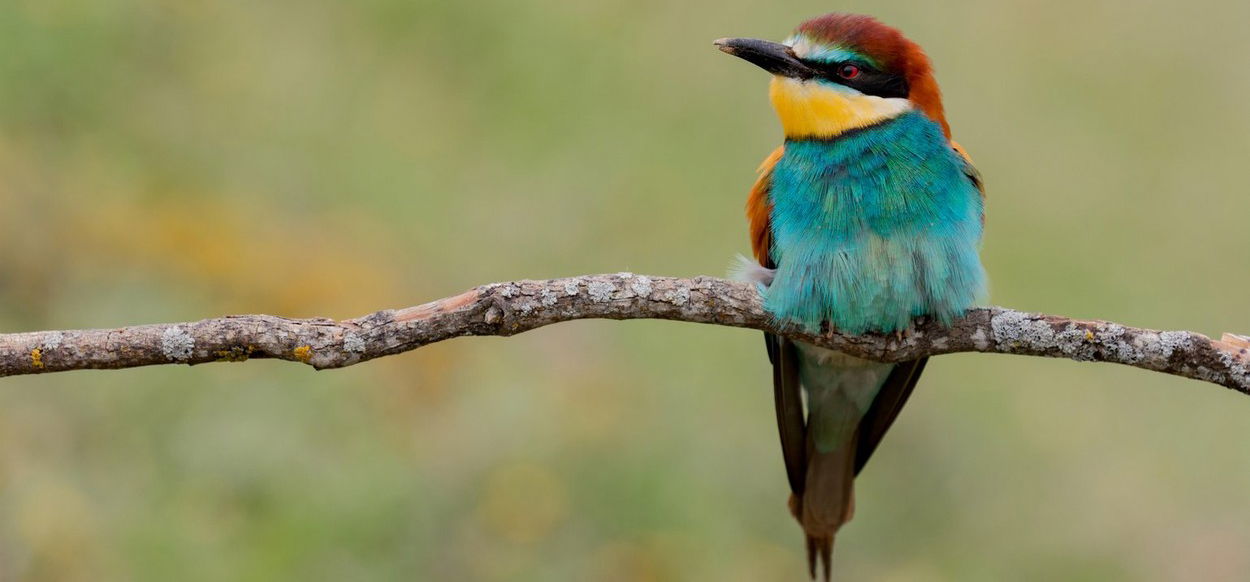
left=714, top=38, right=816, bottom=80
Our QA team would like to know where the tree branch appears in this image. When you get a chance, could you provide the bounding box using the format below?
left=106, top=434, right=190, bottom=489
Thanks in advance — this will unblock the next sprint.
left=1, top=273, right=1247, bottom=393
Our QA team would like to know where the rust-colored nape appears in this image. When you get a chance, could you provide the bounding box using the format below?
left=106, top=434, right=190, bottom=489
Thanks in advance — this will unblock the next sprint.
left=796, top=13, right=949, bottom=138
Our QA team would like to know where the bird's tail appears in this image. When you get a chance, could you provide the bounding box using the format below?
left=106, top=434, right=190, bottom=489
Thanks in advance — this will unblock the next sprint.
left=788, top=435, right=857, bottom=581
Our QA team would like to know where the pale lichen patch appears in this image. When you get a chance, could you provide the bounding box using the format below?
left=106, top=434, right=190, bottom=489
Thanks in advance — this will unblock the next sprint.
left=1194, top=366, right=1226, bottom=385
left=1154, top=331, right=1192, bottom=360
left=630, top=275, right=653, bottom=298
left=1095, top=324, right=1141, bottom=364
left=343, top=333, right=366, bottom=354
left=1055, top=325, right=1096, bottom=361
left=161, top=327, right=195, bottom=361
left=498, top=285, right=517, bottom=298
left=990, top=311, right=1102, bottom=361
left=540, top=289, right=558, bottom=307
left=990, top=311, right=1053, bottom=351
left=1218, top=351, right=1249, bottom=387
left=44, top=332, right=63, bottom=350
left=666, top=287, right=691, bottom=306
left=587, top=281, right=615, bottom=303
left=563, top=280, right=579, bottom=296
left=970, top=328, right=989, bottom=350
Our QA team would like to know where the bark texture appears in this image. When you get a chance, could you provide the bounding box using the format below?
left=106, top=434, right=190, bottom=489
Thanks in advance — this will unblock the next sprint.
left=2, top=274, right=1247, bottom=394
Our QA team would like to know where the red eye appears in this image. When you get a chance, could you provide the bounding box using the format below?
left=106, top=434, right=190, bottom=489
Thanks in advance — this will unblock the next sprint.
left=837, top=64, right=861, bottom=79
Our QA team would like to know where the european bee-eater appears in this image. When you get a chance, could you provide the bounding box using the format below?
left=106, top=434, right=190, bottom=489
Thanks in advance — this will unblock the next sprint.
left=717, top=13, right=987, bottom=579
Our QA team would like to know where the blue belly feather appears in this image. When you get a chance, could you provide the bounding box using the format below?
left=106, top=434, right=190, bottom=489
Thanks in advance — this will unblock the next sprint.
left=766, top=110, right=987, bottom=335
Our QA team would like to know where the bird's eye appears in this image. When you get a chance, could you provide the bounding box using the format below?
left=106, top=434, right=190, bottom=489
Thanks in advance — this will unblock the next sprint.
left=837, top=64, right=861, bottom=79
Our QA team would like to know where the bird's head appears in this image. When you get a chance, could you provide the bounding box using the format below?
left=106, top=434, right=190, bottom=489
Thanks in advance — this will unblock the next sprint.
left=716, top=13, right=948, bottom=140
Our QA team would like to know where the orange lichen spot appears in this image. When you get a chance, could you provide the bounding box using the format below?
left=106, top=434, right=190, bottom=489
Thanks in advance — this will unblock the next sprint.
left=30, top=348, right=44, bottom=369
left=293, top=345, right=313, bottom=363
left=215, top=345, right=254, bottom=362
left=1085, top=330, right=1095, bottom=341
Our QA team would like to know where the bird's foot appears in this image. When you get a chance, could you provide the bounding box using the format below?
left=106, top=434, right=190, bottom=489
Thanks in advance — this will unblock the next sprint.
left=820, top=321, right=837, bottom=339
left=893, top=315, right=929, bottom=342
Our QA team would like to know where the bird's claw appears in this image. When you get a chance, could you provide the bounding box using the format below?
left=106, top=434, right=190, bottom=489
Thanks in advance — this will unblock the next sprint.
left=820, top=321, right=837, bottom=339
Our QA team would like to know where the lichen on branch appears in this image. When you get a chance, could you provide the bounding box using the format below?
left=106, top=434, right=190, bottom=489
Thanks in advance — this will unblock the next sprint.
left=0, top=274, right=1246, bottom=393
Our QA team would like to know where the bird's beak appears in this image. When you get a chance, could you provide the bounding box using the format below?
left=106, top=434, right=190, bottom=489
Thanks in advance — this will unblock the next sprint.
left=714, top=38, right=816, bottom=80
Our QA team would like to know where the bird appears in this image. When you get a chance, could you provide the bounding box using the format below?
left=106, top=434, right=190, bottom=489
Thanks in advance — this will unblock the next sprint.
left=716, top=13, right=987, bottom=579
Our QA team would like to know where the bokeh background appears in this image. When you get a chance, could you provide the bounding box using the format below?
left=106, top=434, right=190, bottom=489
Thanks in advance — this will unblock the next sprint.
left=2, top=0, right=1249, bottom=580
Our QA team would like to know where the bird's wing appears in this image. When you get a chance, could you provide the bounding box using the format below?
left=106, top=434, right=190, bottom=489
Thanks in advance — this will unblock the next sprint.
left=766, top=332, right=807, bottom=495
left=749, top=146, right=808, bottom=497
left=950, top=139, right=985, bottom=222
left=852, top=139, right=982, bottom=475
left=852, top=358, right=928, bottom=474
left=747, top=146, right=784, bottom=264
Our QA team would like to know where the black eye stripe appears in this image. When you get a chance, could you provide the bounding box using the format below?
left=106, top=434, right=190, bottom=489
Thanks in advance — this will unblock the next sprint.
left=797, top=59, right=910, bottom=99
left=798, top=58, right=879, bottom=76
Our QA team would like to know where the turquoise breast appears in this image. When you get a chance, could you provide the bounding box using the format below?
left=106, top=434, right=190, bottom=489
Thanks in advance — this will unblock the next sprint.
left=765, top=110, right=987, bottom=334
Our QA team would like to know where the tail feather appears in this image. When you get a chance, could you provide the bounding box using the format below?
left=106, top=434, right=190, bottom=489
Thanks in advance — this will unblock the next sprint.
left=802, top=534, right=833, bottom=580
left=819, top=537, right=833, bottom=581
left=779, top=349, right=924, bottom=578
left=803, top=535, right=831, bottom=580
left=791, top=435, right=857, bottom=580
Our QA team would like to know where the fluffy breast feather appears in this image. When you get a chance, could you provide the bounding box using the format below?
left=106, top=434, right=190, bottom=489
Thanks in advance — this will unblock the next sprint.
left=764, top=111, right=986, bottom=333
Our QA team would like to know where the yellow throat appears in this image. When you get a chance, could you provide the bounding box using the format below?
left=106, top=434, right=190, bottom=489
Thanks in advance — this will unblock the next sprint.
left=768, top=77, right=912, bottom=139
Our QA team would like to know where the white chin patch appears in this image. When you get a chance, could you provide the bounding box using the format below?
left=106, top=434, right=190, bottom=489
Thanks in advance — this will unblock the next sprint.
left=728, top=254, right=775, bottom=287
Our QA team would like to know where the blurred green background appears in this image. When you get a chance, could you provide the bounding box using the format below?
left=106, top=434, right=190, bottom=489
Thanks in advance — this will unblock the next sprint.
left=2, top=0, right=1249, bottom=580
